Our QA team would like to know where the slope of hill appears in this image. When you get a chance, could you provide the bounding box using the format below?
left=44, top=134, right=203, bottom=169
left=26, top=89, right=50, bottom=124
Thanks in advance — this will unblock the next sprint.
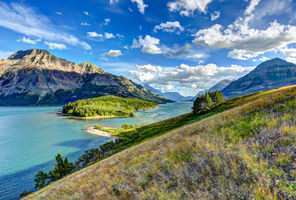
left=144, top=84, right=194, bottom=101
left=24, top=85, right=296, bottom=200
left=0, top=49, right=169, bottom=105
left=222, top=58, right=296, bottom=98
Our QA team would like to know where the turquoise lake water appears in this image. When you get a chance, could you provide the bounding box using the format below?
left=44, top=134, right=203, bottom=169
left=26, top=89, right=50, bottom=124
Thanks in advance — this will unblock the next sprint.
left=0, top=102, right=192, bottom=200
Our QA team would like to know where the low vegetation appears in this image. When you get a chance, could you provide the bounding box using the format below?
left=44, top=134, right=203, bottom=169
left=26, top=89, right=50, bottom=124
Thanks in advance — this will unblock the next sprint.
left=24, top=86, right=296, bottom=199
left=62, top=96, right=157, bottom=118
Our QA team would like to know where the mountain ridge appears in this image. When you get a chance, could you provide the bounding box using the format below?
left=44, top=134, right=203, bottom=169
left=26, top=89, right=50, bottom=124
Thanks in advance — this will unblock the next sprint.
left=0, top=49, right=169, bottom=105
left=222, top=58, right=296, bottom=98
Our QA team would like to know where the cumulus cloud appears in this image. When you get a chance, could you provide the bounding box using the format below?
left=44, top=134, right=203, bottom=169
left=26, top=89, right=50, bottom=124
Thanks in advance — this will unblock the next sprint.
left=131, top=0, right=148, bottom=14
left=154, top=21, right=184, bottom=34
left=0, top=2, right=90, bottom=50
left=55, top=12, right=62, bottom=15
left=44, top=41, right=67, bottom=50
left=167, top=0, right=213, bottom=16
left=130, top=63, right=254, bottom=91
left=193, top=16, right=296, bottom=60
left=210, top=11, right=220, bottom=21
left=101, top=49, right=123, bottom=60
left=17, top=37, right=41, bottom=44
left=132, top=35, right=162, bottom=54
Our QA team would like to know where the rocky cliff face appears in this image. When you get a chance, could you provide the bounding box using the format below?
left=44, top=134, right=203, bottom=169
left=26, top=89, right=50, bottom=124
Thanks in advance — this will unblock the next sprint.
left=0, top=49, right=169, bottom=105
left=222, top=58, right=296, bottom=98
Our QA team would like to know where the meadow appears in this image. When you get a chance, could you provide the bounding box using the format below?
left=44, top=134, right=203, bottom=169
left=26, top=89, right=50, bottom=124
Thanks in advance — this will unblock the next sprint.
left=25, top=85, right=296, bottom=199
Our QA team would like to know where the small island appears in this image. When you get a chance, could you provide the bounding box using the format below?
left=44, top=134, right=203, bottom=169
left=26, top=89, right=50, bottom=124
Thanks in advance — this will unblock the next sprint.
left=62, top=96, right=158, bottom=119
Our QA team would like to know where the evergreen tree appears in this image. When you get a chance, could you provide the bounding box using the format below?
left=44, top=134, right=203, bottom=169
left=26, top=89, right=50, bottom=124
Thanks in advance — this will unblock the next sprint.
left=205, top=93, right=213, bottom=110
left=193, top=95, right=203, bottom=115
left=34, top=170, right=49, bottom=189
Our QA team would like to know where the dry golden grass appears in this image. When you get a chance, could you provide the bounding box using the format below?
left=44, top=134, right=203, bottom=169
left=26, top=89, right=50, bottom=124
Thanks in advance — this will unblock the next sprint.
left=25, top=85, right=296, bottom=200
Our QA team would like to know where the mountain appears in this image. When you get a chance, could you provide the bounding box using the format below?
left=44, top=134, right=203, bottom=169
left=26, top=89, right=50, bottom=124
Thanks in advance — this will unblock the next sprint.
left=144, top=84, right=194, bottom=101
left=209, top=79, right=233, bottom=91
left=0, top=49, right=169, bottom=105
left=222, top=58, right=296, bottom=98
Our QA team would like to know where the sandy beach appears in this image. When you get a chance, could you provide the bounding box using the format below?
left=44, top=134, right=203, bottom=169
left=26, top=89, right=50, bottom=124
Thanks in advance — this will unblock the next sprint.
left=58, top=115, right=119, bottom=120
left=84, top=126, right=113, bottom=137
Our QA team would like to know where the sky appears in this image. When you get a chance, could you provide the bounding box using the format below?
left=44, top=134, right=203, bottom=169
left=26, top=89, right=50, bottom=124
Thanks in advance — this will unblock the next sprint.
left=0, top=0, right=296, bottom=96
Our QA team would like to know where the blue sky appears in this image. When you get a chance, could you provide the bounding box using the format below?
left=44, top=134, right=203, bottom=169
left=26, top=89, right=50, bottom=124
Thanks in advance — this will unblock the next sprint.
left=0, top=0, right=296, bottom=96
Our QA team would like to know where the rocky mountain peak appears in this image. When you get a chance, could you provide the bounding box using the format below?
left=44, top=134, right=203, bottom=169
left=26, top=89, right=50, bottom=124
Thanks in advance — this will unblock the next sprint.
left=79, top=62, right=105, bottom=74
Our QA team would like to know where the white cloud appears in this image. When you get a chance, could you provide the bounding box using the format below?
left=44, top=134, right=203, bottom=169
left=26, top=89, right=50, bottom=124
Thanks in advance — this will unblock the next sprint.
left=87, top=32, right=121, bottom=40
left=132, top=35, right=162, bottom=54
left=44, top=41, right=67, bottom=50
left=0, top=2, right=91, bottom=50
left=81, top=22, right=91, bottom=26
left=131, top=0, right=148, bottom=14
left=104, top=32, right=115, bottom=39
left=210, top=11, right=220, bottom=21
left=87, top=32, right=103, bottom=38
left=101, top=49, right=123, bottom=60
left=244, top=0, right=261, bottom=15
left=17, top=37, right=41, bottom=44
left=168, top=0, right=213, bottom=16
left=154, top=21, right=184, bottom=34
left=130, top=63, right=254, bottom=91
left=83, top=11, right=89, bottom=16
left=109, top=0, right=119, bottom=4
left=55, top=12, right=62, bottom=15
left=280, top=47, right=296, bottom=63
left=193, top=16, right=296, bottom=60
left=252, top=56, right=270, bottom=62
left=136, top=64, right=162, bottom=72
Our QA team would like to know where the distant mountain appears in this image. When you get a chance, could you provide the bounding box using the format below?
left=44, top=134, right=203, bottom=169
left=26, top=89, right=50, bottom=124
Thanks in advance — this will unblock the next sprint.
left=144, top=84, right=194, bottom=101
left=222, top=58, right=296, bottom=98
left=0, top=49, right=169, bottom=105
left=209, top=79, right=233, bottom=92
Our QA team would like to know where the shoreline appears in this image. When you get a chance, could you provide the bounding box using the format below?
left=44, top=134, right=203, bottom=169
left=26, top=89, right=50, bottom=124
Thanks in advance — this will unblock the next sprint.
left=83, top=125, right=114, bottom=137
left=57, top=115, right=120, bottom=120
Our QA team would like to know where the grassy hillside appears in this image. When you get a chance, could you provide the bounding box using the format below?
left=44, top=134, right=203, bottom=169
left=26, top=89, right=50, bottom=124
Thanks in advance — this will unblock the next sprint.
left=62, top=96, right=157, bottom=118
left=25, top=85, right=296, bottom=199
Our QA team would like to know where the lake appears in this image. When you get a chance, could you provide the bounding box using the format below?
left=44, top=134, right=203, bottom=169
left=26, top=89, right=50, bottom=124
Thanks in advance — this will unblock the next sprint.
left=0, top=102, right=192, bottom=200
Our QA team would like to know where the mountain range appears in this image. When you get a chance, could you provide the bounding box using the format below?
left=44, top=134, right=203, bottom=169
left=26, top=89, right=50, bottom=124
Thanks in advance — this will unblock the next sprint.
left=222, top=58, right=296, bottom=98
left=0, top=49, right=169, bottom=105
left=144, top=84, right=194, bottom=101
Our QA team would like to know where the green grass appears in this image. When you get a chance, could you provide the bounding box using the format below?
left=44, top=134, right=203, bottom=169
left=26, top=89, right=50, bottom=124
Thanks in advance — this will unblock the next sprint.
left=62, top=95, right=157, bottom=117
left=25, top=85, right=296, bottom=200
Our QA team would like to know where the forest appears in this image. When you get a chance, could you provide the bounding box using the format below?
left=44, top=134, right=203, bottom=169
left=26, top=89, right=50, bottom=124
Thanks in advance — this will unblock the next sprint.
left=62, top=96, right=157, bottom=117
